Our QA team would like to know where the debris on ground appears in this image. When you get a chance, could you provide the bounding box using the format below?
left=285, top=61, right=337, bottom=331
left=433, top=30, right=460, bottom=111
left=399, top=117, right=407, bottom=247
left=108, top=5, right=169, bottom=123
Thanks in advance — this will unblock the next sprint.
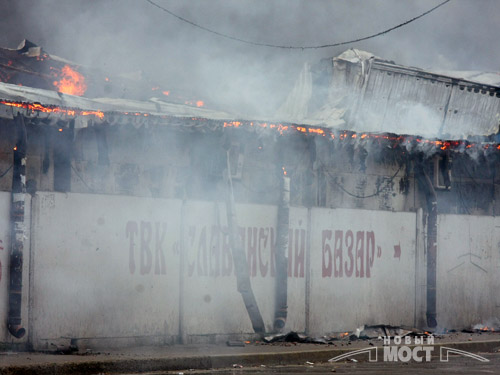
left=226, top=340, right=245, bottom=347
left=262, top=325, right=433, bottom=345
left=462, top=320, right=499, bottom=334
left=350, top=324, right=432, bottom=340
left=263, top=331, right=328, bottom=344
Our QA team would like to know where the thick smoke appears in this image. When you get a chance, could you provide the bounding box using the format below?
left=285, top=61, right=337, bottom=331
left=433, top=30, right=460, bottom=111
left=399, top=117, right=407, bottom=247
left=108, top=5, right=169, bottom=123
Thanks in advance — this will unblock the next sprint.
left=1, top=1, right=499, bottom=343
left=0, top=0, right=499, bottom=117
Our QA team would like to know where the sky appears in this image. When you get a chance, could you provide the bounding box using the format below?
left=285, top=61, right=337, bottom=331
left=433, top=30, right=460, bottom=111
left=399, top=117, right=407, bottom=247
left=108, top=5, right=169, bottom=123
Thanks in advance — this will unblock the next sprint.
left=1, top=0, right=499, bottom=117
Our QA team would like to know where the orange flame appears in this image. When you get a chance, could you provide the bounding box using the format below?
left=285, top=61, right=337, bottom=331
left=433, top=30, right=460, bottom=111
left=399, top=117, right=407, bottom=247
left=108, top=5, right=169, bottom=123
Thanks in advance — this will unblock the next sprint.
left=2, top=97, right=500, bottom=155
left=479, top=326, right=495, bottom=332
left=0, top=101, right=104, bottom=120
left=308, top=127, right=324, bottom=135
left=53, top=65, right=87, bottom=96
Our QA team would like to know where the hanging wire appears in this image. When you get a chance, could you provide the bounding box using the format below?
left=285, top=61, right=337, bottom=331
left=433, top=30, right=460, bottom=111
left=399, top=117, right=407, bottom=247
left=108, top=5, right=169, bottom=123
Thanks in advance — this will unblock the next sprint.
left=0, top=165, right=12, bottom=179
left=145, top=0, right=451, bottom=49
left=71, top=163, right=95, bottom=193
left=457, top=164, right=471, bottom=215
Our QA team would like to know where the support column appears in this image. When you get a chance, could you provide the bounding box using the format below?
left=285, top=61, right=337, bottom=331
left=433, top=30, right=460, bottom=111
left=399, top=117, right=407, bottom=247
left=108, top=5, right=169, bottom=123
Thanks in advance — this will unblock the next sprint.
left=8, top=114, right=27, bottom=339
left=274, top=172, right=290, bottom=331
left=416, top=160, right=438, bottom=328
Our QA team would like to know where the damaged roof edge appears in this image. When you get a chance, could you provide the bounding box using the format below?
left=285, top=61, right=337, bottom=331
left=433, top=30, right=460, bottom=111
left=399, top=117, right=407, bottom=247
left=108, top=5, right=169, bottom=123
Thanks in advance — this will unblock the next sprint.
left=335, top=49, right=500, bottom=90
left=1, top=45, right=500, bottom=143
left=0, top=80, right=235, bottom=124
left=1, top=79, right=500, bottom=161
left=318, top=49, right=500, bottom=139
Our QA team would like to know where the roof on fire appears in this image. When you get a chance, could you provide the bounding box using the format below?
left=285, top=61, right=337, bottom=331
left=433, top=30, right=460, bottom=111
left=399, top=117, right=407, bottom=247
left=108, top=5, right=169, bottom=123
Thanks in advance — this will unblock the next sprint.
left=1, top=47, right=500, bottom=141
left=0, top=81, right=234, bottom=123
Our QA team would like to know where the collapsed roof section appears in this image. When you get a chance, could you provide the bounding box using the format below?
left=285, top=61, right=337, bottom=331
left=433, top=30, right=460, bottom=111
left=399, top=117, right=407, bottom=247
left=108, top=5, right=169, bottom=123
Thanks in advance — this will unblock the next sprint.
left=0, top=39, right=96, bottom=96
left=276, top=49, right=500, bottom=140
left=2, top=78, right=499, bottom=161
left=0, top=40, right=209, bottom=105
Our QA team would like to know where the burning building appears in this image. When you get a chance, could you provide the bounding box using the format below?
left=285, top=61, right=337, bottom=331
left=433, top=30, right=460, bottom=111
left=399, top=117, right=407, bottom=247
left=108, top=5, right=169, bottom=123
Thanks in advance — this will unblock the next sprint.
left=0, top=43, right=499, bottom=350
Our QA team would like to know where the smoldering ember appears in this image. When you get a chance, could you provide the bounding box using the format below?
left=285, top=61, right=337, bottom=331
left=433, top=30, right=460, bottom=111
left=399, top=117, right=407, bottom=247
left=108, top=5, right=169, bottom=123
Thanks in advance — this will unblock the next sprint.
left=1, top=32, right=500, bottom=358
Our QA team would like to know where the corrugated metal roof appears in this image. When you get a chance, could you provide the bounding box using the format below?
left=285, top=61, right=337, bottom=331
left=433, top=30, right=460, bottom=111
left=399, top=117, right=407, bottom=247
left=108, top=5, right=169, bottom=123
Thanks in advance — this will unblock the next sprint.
left=350, top=58, right=500, bottom=139
left=1, top=48, right=499, bottom=141
left=278, top=49, right=500, bottom=140
left=0, top=81, right=235, bottom=124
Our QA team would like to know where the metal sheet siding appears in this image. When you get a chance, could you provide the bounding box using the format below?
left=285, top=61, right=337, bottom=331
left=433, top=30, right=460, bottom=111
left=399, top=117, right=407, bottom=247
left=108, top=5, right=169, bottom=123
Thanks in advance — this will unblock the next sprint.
left=442, top=87, right=500, bottom=138
left=346, top=63, right=500, bottom=139
left=356, top=68, right=450, bottom=136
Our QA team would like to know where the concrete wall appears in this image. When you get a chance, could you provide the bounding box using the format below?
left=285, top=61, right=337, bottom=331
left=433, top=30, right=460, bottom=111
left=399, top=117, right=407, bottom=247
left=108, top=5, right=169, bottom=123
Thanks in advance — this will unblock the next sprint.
left=27, top=192, right=420, bottom=348
left=437, top=214, right=500, bottom=328
left=30, top=193, right=181, bottom=349
left=308, top=208, right=417, bottom=334
left=28, top=193, right=309, bottom=348
left=180, top=202, right=307, bottom=341
left=0, top=191, right=498, bottom=349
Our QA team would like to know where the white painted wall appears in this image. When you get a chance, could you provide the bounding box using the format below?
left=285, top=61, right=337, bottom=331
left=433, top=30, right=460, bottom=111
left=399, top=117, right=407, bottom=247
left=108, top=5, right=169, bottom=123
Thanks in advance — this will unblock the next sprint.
left=165, top=201, right=307, bottom=339
left=308, top=208, right=417, bottom=334
left=30, top=193, right=181, bottom=349
left=30, top=193, right=419, bottom=346
left=181, top=200, right=274, bottom=336
left=437, top=214, right=500, bottom=328
left=29, top=194, right=309, bottom=347
left=1, top=191, right=497, bottom=348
